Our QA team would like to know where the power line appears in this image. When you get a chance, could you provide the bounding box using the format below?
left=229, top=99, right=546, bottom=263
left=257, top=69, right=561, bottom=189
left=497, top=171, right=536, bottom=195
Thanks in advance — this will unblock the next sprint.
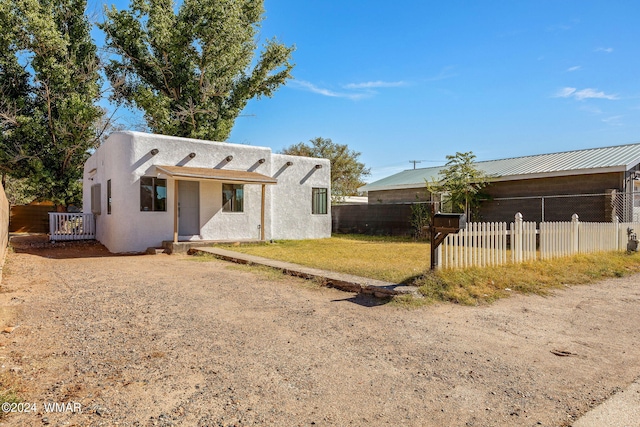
left=409, top=160, right=422, bottom=169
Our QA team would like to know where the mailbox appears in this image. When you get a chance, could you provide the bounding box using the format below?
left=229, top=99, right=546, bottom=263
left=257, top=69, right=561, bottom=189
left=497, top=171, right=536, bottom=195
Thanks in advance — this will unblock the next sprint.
left=429, top=211, right=468, bottom=270
left=433, top=213, right=466, bottom=231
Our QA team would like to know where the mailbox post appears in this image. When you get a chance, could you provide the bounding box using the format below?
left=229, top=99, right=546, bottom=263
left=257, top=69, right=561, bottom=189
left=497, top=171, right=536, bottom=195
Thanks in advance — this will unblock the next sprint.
left=429, top=207, right=466, bottom=270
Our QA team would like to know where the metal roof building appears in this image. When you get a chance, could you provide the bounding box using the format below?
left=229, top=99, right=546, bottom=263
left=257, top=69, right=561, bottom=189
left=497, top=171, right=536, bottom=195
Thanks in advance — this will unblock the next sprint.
left=360, top=142, right=640, bottom=193
left=341, top=142, right=640, bottom=226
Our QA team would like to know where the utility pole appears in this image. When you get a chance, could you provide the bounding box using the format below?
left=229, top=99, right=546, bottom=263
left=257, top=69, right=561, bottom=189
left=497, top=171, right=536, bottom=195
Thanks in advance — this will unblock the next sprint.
left=409, top=160, right=421, bottom=169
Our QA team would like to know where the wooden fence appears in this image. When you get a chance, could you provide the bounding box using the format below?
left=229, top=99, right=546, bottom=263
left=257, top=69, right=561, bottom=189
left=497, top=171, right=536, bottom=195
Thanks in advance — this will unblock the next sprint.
left=439, top=213, right=639, bottom=269
left=48, top=213, right=95, bottom=241
left=9, top=204, right=56, bottom=233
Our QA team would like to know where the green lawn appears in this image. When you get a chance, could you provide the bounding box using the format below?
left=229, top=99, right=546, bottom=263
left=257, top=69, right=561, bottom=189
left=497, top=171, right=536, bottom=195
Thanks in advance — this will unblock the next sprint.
left=221, top=234, right=430, bottom=283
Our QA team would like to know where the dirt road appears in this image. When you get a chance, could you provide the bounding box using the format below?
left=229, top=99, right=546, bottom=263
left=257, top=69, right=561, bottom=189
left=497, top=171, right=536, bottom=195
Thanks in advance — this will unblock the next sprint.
left=0, top=239, right=639, bottom=426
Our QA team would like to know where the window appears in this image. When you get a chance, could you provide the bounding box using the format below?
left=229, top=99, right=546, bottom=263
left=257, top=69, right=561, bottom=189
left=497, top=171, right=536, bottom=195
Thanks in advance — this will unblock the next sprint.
left=107, top=179, right=111, bottom=214
left=140, top=177, right=167, bottom=212
left=312, top=188, right=327, bottom=214
left=91, top=184, right=101, bottom=215
left=222, top=183, right=244, bottom=212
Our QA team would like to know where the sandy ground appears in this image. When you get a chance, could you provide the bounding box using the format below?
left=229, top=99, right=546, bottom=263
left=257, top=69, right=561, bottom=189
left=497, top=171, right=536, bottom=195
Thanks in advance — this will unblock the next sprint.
left=0, top=237, right=639, bottom=426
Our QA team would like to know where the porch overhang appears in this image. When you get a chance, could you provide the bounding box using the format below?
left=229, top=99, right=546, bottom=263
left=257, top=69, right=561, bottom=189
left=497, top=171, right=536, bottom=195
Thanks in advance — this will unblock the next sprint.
left=155, top=165, right=277, bottom=185
left=158, top=165, right=275, bottom=244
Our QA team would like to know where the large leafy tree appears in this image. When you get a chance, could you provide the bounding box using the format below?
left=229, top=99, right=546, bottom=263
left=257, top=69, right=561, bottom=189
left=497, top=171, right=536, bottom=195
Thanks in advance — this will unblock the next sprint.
left=2, top=176, right=34, bottom=206
left=427, top=151, right=491, bottom=220
left=282, top=137, right=370, bottom=203
left=100, top=0, right=295, bottom=141
left=0, top=0, right=102, bottom=209
left=0, top=0, right=32, bottom=183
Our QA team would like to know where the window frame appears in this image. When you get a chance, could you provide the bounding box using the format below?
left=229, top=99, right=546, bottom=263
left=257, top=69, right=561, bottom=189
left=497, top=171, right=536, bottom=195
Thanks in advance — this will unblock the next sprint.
left=107, top=179, right=111, bottom=215
left=140, top=177, right=167, bottom=212
left=91, top=183, right=101, bottom=215
left=312, top=187, right=328, bottom=215
left=222, top=183, right=244, bottom=213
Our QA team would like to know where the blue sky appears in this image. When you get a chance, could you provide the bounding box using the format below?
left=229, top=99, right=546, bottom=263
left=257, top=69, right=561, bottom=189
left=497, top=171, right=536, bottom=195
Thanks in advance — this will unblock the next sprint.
left=88, top=0, right=640, bottom=183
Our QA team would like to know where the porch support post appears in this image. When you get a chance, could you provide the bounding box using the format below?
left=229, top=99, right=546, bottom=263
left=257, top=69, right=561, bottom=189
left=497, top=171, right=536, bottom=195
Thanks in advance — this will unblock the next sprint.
left=260, top=184, right=266, bottom=241
left=173, top=180, right=179, bottom=243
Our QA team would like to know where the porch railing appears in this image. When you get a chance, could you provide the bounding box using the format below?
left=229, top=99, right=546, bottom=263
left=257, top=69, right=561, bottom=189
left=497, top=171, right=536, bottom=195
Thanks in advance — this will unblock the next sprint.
left=48, top=213, right=95, bottom=241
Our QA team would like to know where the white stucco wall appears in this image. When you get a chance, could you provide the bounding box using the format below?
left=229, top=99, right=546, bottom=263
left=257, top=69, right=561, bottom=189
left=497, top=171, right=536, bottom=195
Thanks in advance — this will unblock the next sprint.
left=199, top=180, right=266, bottom=241
left=84, top=131, right=331, bottom=253
left=269, top=154, right=331, bottom=240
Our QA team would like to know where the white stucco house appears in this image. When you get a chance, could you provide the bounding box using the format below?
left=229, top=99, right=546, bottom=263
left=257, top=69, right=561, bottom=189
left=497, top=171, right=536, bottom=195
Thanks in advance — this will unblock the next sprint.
left=83, top=131, right=331, bottom=253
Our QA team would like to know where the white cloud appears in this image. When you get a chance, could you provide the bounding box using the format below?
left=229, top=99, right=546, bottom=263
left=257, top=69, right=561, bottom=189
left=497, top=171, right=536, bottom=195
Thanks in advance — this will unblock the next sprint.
left=566, top=65, right=581, bottom=72
left=554, top=87, right=618, bottom=100
left=555, top=87, right=577, bottom=98
left=289, top=80, right=339, bottom=97
left=602, top=115, right=623, bottom=126
left=574, top=88, right=618, bottom=100
left=290, top=78, right=407, bottom=100
left=288, top=80, right=368, bottom=100
left=343, top=80, right=406, bottom=89
left=595, top=47, right=613, bottom=53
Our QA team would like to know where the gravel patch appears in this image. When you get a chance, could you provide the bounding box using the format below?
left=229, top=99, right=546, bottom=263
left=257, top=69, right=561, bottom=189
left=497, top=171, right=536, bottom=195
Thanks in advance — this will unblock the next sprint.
left=0, top=238, right=639, bottom=426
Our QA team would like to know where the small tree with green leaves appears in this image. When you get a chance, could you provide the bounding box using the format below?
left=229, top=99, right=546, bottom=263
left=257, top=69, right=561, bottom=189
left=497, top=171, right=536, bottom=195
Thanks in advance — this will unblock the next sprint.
left=281, top=137, right=370, bottom=203
left=99, top=0, right=295, bottom=141
left=426, top=151, right=490, bottom=220
left=410, top=196, right=431, bottom=240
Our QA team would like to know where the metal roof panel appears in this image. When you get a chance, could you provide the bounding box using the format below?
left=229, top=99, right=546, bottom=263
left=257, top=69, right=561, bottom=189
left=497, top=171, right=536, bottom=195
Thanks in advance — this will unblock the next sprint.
left=360, top=143, right=640, bottom=192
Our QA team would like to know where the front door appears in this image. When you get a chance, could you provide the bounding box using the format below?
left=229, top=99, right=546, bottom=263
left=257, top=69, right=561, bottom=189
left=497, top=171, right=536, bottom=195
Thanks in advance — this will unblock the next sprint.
left=178, top=181, right=200, bottom=235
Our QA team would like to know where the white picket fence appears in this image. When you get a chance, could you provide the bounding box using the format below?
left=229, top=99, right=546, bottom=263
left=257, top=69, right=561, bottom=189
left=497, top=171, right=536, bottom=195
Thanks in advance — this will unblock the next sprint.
left=49, top=213, right=95, bottom=241
left=440, top=222, right=509, bottom=269
left=511, top=213, right=537, bottom=263
left=438, top=213, right=639, bottom=269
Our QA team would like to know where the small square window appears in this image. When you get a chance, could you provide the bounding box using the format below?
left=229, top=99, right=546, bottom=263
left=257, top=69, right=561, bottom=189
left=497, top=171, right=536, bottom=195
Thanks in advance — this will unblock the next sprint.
left=312, top=188, right=327, bottom=214
left=223, top=184, right=244, bottom=212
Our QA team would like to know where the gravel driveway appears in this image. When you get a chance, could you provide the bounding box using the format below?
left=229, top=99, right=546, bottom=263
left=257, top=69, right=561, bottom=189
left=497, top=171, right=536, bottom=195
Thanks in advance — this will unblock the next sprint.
left=0, top=239, right=639, bottom=426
